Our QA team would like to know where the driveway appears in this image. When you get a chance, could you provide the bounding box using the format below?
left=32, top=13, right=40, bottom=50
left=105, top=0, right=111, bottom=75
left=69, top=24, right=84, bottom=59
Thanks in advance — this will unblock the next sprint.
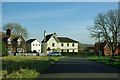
left=37, top=57, right=120, bottom=79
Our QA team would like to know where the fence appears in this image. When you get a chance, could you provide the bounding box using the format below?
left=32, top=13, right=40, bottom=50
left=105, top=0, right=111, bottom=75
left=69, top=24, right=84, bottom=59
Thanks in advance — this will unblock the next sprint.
left=9, top=53, right=45, bottom=56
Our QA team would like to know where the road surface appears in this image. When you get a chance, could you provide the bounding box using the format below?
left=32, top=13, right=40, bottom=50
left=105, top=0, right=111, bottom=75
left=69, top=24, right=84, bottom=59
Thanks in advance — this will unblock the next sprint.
left=37, top=57, right=120, bottom=80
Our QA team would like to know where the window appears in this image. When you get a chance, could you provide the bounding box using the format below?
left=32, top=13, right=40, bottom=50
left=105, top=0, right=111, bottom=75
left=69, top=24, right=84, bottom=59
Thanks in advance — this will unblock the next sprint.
left=17, top=38, right=21, bottom=45
left=39, top=44, right=40, bottom=46
left=61, top=50, right=64, bottom=52
left=106, top=46, right=109, bottom=50
left=52, top=43, right=55, bottom=47
left=106, top=52, right=109, bottom=55
left=61, top=43, right=63, bottom=47
left=67, top=43, right=69, bottom=47
left=8, top=38, right=12, bottom=44
left=36, top=44, right=37, bottom=46
left=72, top=43, right=74, bottom=47
left=67, top=49, right=69, bottom=52
left=17, top=48, right=22, bottom=52
left=33, top=44, right=34, bottom=46
left=18, top=40, right=21, bottom=45
left=8, top=40, right=11, bottom=44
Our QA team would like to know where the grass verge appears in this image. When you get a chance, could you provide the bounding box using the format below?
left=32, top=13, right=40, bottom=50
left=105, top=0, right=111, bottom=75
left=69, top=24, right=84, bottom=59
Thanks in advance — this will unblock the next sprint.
left=2, top=56, right=65, bottom=78
left=87, top=56, right=120, bottom=69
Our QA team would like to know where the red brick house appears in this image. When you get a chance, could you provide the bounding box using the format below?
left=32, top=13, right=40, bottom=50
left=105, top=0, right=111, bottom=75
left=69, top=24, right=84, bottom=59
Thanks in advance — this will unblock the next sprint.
left=2, top=29, right=26, bottom=53
left=94, top=41, right=120, bottom=56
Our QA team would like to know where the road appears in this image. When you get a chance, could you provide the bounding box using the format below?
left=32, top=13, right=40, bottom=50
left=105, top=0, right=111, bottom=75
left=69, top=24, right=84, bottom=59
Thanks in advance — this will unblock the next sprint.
left=37, top=57, right=120, bottom=80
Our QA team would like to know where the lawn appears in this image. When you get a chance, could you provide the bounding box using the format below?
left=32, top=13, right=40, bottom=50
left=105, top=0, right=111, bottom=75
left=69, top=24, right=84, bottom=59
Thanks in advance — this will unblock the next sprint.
left=2, top=56, right=65, bottom=78
left=87, top=56, right=120, bottom=69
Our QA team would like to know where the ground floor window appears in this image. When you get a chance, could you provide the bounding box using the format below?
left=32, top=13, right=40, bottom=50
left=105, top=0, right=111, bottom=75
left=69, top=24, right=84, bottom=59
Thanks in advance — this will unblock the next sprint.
left=61, top=50, right=64, bottom=52
left=106, top=52, right=109, bottom=55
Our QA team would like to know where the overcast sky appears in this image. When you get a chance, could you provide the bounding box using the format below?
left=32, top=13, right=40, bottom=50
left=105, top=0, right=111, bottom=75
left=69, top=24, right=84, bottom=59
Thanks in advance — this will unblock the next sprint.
left=2, top=2, right=118, bottom=44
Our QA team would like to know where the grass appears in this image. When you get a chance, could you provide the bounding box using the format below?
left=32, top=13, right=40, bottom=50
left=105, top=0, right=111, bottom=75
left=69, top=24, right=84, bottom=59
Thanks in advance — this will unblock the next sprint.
left=2, top=56, right=65, bottom=78
left=87, top=56, right=120, bottom=69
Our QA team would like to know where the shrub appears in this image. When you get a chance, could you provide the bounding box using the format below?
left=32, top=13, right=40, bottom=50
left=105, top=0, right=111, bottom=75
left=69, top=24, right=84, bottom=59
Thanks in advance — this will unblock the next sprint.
left=2, top=42, right=9, bottom=56
left=61, top=52, right=96, bottom=56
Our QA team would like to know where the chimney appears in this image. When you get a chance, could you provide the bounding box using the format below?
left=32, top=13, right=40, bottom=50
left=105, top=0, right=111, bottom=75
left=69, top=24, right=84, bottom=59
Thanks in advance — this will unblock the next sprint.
left=54, top=32, right=56, bottom=36
left=44, top=31, right=46, bottom=42
left=6, top=29, right=11, bottom=36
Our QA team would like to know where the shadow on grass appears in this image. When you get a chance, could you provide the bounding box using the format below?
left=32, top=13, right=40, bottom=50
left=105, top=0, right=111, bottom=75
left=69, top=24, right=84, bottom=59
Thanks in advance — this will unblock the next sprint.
left=2, top=59, right=55, bottom=77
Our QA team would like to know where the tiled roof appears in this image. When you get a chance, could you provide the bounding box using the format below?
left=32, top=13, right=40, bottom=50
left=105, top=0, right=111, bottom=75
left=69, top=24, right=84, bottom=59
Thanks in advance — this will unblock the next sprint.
left=41, top=33, right=79, bottom=43
left=57, top=37, right=79, bottom=43
left=26, top=39, right=36, bottom=43
left=41, top=34, right=53, bottom=43
left=2, top=32, right=26, bottom=44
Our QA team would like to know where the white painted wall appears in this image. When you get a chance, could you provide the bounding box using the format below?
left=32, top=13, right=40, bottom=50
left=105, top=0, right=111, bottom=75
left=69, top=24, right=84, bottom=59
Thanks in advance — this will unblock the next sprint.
left=45, top=35, right=78, bottom=53
left=31, top=40, right=41, bottom=53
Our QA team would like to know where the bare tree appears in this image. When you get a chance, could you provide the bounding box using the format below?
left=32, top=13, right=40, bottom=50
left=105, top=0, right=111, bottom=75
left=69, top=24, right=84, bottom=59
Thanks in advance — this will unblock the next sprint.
left=88, top=9, right=120, bottom=56
left=2, top=23, right=28, bottom=39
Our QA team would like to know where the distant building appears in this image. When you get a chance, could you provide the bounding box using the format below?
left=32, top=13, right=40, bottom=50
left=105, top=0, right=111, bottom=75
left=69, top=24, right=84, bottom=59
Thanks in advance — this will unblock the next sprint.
left=94, top=41, right=120, bottom=56
left=26, top=39, right=41, bottom=53
left=2, top=29, right=26, bottom=53
left=41, top=31, right=79, bottom=54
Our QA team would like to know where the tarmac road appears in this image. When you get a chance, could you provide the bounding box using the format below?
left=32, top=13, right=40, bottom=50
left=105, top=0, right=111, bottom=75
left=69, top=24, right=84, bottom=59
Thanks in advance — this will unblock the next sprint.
left=36, top=57, right=120, bottom=80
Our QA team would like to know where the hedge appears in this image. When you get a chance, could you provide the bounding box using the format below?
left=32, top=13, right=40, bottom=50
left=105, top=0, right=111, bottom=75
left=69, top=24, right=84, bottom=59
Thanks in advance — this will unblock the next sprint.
left=61, top=52, right=96, bottom=56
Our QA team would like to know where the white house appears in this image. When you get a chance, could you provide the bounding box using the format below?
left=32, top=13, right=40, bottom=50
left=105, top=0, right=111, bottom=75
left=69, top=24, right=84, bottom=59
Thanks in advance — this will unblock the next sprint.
left=41, top=31, right=79, bottom=54
left=26, top=39, right=41, bottom=53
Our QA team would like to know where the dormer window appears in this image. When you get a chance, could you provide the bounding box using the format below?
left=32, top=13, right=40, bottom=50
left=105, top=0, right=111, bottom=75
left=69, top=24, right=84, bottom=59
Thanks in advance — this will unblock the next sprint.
left=17, top=38, right=22, bottom=45
left=8, top=38, right=12, bottom=44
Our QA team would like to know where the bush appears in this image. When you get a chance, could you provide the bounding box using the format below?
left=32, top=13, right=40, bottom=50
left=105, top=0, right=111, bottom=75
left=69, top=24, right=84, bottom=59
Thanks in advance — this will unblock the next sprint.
left=2, top=42, right=9, bottom=56
left=61, top=52, right=96, bottom=56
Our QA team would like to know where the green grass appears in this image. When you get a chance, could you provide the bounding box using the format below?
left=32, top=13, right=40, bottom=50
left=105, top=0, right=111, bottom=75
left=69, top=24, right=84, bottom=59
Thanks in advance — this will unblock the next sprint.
left=2, top=56, right=65, bottom=78
left=87, top=56, right=120, bottom=69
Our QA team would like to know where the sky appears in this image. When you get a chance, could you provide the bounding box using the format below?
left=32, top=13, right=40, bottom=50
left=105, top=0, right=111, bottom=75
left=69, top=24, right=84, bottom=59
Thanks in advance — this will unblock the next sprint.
left=2, top=2, right=118, bottom=44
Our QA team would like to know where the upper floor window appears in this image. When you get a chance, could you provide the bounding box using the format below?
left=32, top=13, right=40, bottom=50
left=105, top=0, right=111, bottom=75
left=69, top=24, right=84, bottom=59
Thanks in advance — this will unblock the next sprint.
left=52, top=43, right=55, bottom=47
left=67, top=43, right=69, bottom=47
left=106, top=46, right=109, bottom=50
left=61, top=43, right=63, bottom=47
left=33, top=44, right=34, bottom=46
left=18, top=40, right=21, bottom=45
left=39, top=44, right=40, bottom=46
left=17, top=38, right=22, bottom=45
left=36, top=44, right=37, bottom=46
left=72, top=43, right=74, bottom=47
left=8, top=38, right=12, bottom=44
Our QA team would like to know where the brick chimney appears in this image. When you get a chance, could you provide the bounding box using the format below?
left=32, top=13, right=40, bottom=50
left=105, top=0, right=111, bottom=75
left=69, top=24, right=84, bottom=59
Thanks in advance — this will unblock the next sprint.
left=6, top=29, right=11, bottom=36
left=54, top=32, right=56, bottom=36
left=44, top=31, right=46, bottom=42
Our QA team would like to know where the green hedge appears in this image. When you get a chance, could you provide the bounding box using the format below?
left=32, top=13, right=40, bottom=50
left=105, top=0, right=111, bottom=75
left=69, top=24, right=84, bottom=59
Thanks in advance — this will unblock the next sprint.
left=61, top=52, right=96, bottom=56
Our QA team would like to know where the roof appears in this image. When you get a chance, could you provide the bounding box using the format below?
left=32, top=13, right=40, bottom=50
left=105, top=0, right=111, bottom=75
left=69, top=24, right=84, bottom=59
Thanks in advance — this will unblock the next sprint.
left=41, top=34, right=53, bottom=43
left=1, top=32, right=26, bottom=45
left=26, top=39, right=36, bottom=43
left=13, top=38, right=20, bottom=43
left=57, top=37, right=79, bottom=43
left=41, top=33, right=79, bottom=43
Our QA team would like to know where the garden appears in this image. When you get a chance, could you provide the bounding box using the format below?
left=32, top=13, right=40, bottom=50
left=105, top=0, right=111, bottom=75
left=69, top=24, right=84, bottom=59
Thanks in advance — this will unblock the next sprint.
left=2, top=56, right=65, bottom=78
